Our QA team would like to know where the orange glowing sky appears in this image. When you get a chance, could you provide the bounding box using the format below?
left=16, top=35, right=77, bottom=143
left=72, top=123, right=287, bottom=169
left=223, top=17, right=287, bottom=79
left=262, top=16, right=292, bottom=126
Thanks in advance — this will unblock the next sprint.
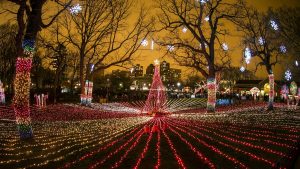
left=125, top=0, right=300, bottom=80
left=1, top=0, right=300, bottom=80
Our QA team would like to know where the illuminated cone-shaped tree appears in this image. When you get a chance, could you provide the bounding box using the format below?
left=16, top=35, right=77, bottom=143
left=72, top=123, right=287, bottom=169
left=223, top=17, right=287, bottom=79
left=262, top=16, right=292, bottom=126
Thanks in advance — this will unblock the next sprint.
left=143, top=60, right=167, bottom=115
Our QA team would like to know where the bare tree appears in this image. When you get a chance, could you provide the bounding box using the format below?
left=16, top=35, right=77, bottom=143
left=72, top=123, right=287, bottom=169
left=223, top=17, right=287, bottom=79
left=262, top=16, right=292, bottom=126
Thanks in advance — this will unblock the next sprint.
left=59, top=0, right=153, bottom=97
left=4, top=0, right=72, bottom=139
left=234, top=5, right=287, bottom=110
left=156, top=0, right=243, bottom=112
left=39, top=22, right=70, bottom=103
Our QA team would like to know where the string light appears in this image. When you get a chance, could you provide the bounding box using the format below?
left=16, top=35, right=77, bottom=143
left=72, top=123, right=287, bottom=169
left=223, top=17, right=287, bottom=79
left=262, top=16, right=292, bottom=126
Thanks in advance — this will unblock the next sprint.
left=207, top=78, right=216, bottom=112
left=143, top=61, right=167, bottom=115
left=0, top=80, right=5, bottom=104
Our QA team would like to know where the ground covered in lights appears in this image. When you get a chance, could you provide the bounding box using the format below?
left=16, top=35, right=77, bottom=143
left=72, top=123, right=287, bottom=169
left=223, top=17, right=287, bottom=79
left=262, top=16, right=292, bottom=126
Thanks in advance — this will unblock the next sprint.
left=0, top=101, right=299, bottom=169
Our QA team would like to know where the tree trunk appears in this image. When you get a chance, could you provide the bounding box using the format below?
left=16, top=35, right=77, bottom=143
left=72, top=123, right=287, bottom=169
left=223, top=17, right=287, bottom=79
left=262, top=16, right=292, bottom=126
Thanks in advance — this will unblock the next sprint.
left=268, top=74, right=275, bottom=110
left=53, top=70, right=59, bottom=104
left=79, top=55, right=85, bottom=95
left=207, top=77, right=216, bottom=113
left=14, top=1, right=43, bottom=140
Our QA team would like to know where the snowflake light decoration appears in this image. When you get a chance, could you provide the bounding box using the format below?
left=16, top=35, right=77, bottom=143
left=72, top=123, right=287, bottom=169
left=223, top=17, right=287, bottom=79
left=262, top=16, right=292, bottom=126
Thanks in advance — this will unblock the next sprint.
left=240, top=66, right=245, bottom=72
left=244, top=47, right=251, bottom=64
left=204, top=16, right=209, bottom=22
left=167, top=45, right=175, bottom=52
left=70, top=4, right=82, bottom=15
left=270, top=20, right=279, bottom=31
left=285, top=69, right=292, bottom=81
left=199, top=0, right=208, bottom=4
left=141, top=39, right=148, bottom=47
left=280, top=45, right=287, bottom=53
left=258, top=37, right=265, bottom=46
left=182, top=27, right=188, bottom=33
left=222, top=43, right=228, bottom=51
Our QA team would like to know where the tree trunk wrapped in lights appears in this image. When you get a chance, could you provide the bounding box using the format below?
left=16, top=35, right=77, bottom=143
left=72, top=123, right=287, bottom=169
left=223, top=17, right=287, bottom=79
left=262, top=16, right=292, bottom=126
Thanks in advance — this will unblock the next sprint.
left=268, top=74, right=274, bottom=110
left=207, top=77, right=216, bottom=112
left=14, top=56, right=33, bottom=139
left=143, top=60, right=167, bottom=115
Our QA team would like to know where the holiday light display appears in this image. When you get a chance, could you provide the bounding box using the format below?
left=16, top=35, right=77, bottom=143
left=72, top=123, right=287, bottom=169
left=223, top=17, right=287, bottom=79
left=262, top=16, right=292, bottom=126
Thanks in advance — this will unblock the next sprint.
left=258, top=37, right=265, bottom=45
left=268, top=74, right=275, bottom=109
left=143, top=60, right=167, bottom=115
left=280, top=45, right=287, bottom=53
left=141, top=39, right=148, bottom=47
left=70, top=4, right=82, bottom=15
left=0, top=80, right=5, bottom=104
left=0, top=103, right=299, bottom=168
left=290, top=81, right=297, bottom=96
left=244, top=47, right=251, bottom=64
left=167, top=45, right=175, bottom=52
left=34, top=94, right=48, bottom=108
left=285, top=69, right=292, bottom=81
left=270, top=20, right=279, bottom=31
left=204, top=16, right=209, bottom=21
left=222, top=43, right=228, bottom=51
left=81, top=80, right=93, bottom=106
left=240, top=66, right=245, bottom=72
left=207, top=78, right=216, bottom=112
left=14, top=56, right=33, bottom=139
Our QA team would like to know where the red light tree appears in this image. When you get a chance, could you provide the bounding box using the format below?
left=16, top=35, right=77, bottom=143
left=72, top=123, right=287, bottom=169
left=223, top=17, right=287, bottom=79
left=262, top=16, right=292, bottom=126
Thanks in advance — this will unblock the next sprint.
left=143, top=60, right=167, bottom=115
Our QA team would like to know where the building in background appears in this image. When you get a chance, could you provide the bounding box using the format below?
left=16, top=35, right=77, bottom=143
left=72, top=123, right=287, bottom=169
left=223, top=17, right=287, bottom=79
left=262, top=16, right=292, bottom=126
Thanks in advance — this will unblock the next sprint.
left=130, top=64, right=143, bottom=78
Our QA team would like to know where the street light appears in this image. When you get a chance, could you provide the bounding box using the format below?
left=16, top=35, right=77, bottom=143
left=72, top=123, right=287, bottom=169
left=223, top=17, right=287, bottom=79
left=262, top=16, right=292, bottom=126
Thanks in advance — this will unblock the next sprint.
left=177, top=82, right=181, bottom=87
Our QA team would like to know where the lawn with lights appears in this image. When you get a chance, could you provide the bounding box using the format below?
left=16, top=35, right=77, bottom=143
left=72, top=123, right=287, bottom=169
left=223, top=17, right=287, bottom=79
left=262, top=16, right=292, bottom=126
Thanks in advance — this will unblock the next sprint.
left=0, top=104, right=299, bottom=169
